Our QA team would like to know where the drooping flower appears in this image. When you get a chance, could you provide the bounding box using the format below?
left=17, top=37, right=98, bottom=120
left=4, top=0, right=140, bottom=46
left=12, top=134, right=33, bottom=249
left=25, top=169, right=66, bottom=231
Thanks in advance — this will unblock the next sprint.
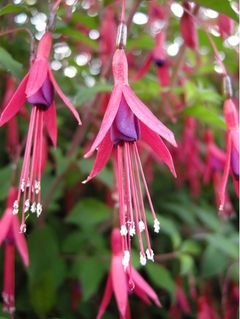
left=0, top=187, right=29, bottom=315
left=219, top=98, right=239, bottom=211
left=96, top=228, right=161, bottom=319
left=0, top=31, right=81, bottom=232
left=84, top=23, right=176, bottom=266
left=180, top=2, right=198, bottom=51
left=218, top=14, right=234, bottom=40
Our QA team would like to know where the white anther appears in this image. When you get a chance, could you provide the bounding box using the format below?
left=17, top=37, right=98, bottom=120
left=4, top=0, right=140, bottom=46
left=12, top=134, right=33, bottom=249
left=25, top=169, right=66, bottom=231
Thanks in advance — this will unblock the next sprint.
left=122, top=250, right=130, bottom=270
left=34, top=181, right=41, bottom=194
left=20, top=224, right=26, bottom=233
left=36, top=203, right=42, bottom=217
left=129, top=224, right=135, bottom=236
left=30, top=202, right=36, bottom=213
left=140, top=253, right=147, bottom=266
left=154, top=219, right=160, bottom=233
left=21, top=179, right=25, bottom=192
left=146, top=248, right=154, bottom=261
left=120, top=225, right=128, bottom=236
left=13, top=201, right=19, bottom=214
left=139, top=221, right=145, bottom=232
left=24, top=199, right=30, bottom=212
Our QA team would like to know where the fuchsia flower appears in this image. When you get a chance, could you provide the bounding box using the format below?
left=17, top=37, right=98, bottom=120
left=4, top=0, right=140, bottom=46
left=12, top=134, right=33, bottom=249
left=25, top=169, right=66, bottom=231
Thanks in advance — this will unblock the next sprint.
left=218, top=14, right=234, bottom=40
left=180, top=2, right=198, bottom=51
left=0, top=187, right=29, bottom=315
left=219, top=98, right=239, bottom=211
left=96, top=228, right=161, bottom=319
left=84, top=35, right=176, bottom=266
left=204, top=129, right=235, bottom=218
left=0, top=31, right=81, bottom=232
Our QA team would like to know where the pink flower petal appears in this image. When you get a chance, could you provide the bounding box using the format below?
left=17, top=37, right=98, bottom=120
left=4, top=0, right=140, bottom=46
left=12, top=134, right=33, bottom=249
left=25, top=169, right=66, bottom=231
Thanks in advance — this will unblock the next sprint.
left=83, top=131, right=113, bottom=183
left=84, top=86, right=122, bottom=158
left=0, top=208, right=12, bottom=246
left=141, top=122, right=177, bottom=177
left=12, top=215, right=29, bottom=266
left=96, top=273, right=113, bottom=319
left=25, top=59, right=48, bottom=97
left=0, top=74, right=29, bottom=126
left=44, top=102, right=58, bottom=147
left=123, top=85, right=177, bottom=146
left=111, top=255, right=128, bottom=318
left=132, top=267, right=161, bottom=307
left=48, top=68, right=81, bottom=125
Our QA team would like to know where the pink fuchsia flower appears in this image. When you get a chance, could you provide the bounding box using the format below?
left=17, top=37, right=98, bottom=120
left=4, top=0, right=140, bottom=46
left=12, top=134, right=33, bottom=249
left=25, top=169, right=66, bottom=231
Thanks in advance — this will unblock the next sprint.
left=0, top=31, right=81, bottom=232
left=0, top=187, right=29, bottom=315
left=218, top=14, right=234, bottom=40
left=84, top=40, right=176, bottom=265
left=219, top=98, right=239, bottom=212
left=197, top=296, right=218, bottom=319
left=204, top=129, right=235, bottom=218
left=180, top=2, right=198, bottom=51
left=96, top=228, right=161, bottom=319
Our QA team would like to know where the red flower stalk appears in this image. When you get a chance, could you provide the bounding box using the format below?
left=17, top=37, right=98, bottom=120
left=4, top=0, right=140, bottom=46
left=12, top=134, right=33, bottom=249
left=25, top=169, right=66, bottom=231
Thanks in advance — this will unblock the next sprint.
left=219, top=98, right=239, bottom=211
left=0, top=31, right=81, bottom=232
left=180, top=2, right=198, bottom=51
left=0, top=187, right=29, bottom=315
left=84, top=24, right=176, bottom=266
left=97, top=228, right=161, bottom=319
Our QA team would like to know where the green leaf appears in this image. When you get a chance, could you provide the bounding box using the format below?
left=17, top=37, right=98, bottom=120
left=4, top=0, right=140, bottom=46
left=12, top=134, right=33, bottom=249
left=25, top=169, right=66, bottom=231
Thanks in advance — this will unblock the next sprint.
left=180, top=240, right=201, bottom=255
left=193, top=0, right=239, bottom=22
left=28, top=225, right=59, bottom=280
left=30, top=271, right=56, bottom=316
left=0, top=47, right=23, bottom=80
left=200, top=245, right=229, bottom=277
left=0, top=4, right=30, bottom=16
left=178, top=253, right=194, bottom=275
left=145, top=263, right=176, bottom=302
left=182, top=104, right=226, bottom=129
left=66, top=197, right=111, bottom=227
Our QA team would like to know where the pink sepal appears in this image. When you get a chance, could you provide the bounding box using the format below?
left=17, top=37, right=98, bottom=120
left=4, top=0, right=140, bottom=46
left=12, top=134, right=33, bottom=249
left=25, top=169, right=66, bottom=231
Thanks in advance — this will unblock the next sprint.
left=111, top=255, right=128, bottom=318
left=132, top=267, right=161, bottom=307
left=96, top=274, right=113, bottom=319
left=0, top=74, right=28, bottom=126
left=12, top=213, right=29, bottom=266
left=25, top=59, right=48, bottom=97
left=48, top=68, right=82, bottom=125
left=123, top=85, right=177, bottom=147
left=84, top=86, right=122, bottom=158
left=44, top=101, right=57, bottom=147
left=134, top=54, right=152, bottom=80
left=83, top=131, right=113, bottom=183
left=141, top=122, right=176, bottom=177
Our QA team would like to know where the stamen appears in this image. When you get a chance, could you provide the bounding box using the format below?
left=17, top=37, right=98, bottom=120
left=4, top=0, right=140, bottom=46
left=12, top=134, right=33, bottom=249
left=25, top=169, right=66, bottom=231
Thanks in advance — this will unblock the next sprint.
left=34, top=181, right=41, bottom=194
left=139, top=220, right=145, bottom=232
left=21, top=179, right=25, bottom=192
left=129, top=223, right=135, bottom=236
left=24, top=199, right=30, bottom=212
left=13, top=201, right=19, bottom=214
left=146, top=248, right=154, bottom=261
left=20, top=224, right=26, bottom=233
left=120, top=225, right=128, bottom=236
left=30, top=202, right=36, bottom=213
left=154, top=219, right=160, bottom=233
left=122, top=250, right=130, bottom=270
left=140, top=253, right=147, bottom=266
left=36, top=203, right=42, bottom=217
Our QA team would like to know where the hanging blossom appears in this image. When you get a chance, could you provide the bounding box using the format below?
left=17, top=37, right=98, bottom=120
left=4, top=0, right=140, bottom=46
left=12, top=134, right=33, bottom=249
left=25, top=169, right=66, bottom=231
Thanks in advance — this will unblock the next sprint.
left=84, top=23, right=176, bottom=267
left=218, top=76, right=239, bottom=212
left=0, top=187, right=29, bottom=316
left=0, top=31, right=81, bottom=232
left=96, top=228, right=161, bottom=319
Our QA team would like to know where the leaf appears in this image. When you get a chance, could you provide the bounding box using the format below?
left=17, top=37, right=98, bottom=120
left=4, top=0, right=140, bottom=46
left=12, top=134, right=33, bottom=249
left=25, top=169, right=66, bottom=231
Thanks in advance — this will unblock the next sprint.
left=0, top=47, right=23, bottom=81
left=200, top=245, right=229, bottom=277
left=145, top=263, right=176, bottom=302
left=0, top=4, right=30, bottom=16
left=193, top=0, right=239, bottom=22
left=178, top=253, right=194, bottom=275
left=66, top=197, right=111, bottom=227
left=181, top=104, right=226, bottom=129
left=29, top=270, right=56, bottom=316
left=180, top=240, right=201, bottom=255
